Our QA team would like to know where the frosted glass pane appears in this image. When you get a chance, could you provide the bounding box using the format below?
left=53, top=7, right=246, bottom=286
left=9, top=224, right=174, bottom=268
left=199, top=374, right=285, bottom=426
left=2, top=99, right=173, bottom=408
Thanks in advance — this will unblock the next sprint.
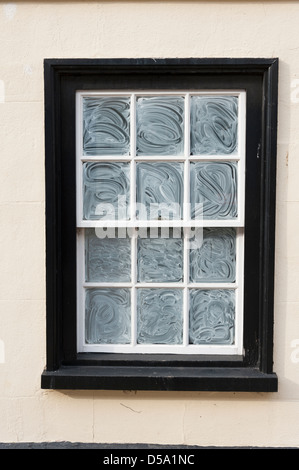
left=136, top=162, right=183, bottom=220
left=85, top=229, right=131, bottom=282
left=83, top=97, right=130, bottom=156
left=190, top=96, right=238, bottom=155
left=190, top=228, right=236, bottom=282
left=136, top=96, right=184, bottom=156
left=137, top=289, right=183, bottom=344
left=137, top=231, right=183, bottom=283
left=190, top=161, right=238, bottom=219
left=85, top=288, right=131, bottom=344
left=189, top=289, right=235, bottom=345
left=83, top=162, right=130, bottom=220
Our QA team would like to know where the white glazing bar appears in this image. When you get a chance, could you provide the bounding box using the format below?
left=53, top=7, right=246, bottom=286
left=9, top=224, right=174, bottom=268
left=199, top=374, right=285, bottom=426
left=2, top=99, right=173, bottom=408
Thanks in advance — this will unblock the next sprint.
left=187, top=90, right=244, bottom=96
left=77, top=92, right=84, bottom=157
left=82, top=282, right=237, bottom=289
left=130, top=93, right=136, bottom=221
left=185, top=93, right=190, bottom=159
left=182, top=94, right=190, bottom=346
left=135, top=283, right=184, bottom=289
left=189, top=155, right=241, bottom=161
left=76, top=93, right=84, bottom=225
left=234, top=92, right=246, bottom=352
left=77, top=219, right=244, bottom=228
left=238, top=91, right=247, bottom=226
left=131, top=229, right=137, bottom=346
left=76, top=229, right=86, bottom=353
left=76, top=93, right=85, bottom=353
left=83, top=282, right=133, bottom=288
left=79, top=90, right=243, bottom=97
left=183, top=231, right=190, bottom=347
left=188, top=282, right=238, bottom=289
left=134, top=156, right=186, bottom=162
left=184, top=93, right=190, bottom=220
left=235, top=227, right=245, bottom=355
left=81, top=343, right=240, bottom=355
left=77, top=91, right=132, bottom=97
left=80, top=156, right=132, bottom=162
left=130, top=94, right=137, bottom=346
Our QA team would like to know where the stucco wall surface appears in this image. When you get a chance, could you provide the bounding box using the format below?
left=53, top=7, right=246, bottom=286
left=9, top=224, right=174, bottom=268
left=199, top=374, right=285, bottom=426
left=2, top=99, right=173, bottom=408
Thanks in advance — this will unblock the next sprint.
left=0, top=0, right=299, bottom=447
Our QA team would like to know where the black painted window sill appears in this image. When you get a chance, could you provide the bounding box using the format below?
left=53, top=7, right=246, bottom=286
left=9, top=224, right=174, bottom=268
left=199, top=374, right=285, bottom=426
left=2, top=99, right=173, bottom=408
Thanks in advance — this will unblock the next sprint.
left=41, top=366, right=278, bottom=392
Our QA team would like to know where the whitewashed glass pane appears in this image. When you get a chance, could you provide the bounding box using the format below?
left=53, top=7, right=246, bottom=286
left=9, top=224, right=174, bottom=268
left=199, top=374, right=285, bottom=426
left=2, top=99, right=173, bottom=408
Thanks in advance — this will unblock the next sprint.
left=190, top=228, right=236, bottom=283
left=190, top=161, right=237, bottom=219
left=83, top=162, right=130, bottom=220
left=83, top=97, right=130, bottom=156
left=190, top=96, right=238, bottom=155
left=85, top=288, right=131, bottom=344
left=137, top=289, right=183, bottom=344
left=85, top=229, right=131, bottom=282
left=136, top=162, right=183, bottom=220
left=137, top=230, right=183, bottom=283
left=136, top=96, right=184, bottom=156
left=189, top=289, right=235, bottom=345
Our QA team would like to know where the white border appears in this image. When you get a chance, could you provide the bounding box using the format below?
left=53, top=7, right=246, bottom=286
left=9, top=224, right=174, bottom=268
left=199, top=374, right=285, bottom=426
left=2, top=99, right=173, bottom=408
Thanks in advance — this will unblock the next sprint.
left=76, top=90, right=246, bottom=355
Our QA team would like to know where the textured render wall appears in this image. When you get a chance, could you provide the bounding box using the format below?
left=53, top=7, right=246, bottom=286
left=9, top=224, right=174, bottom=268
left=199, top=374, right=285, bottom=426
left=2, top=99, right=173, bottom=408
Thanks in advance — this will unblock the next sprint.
left=0, top=0, right=299, bottom=447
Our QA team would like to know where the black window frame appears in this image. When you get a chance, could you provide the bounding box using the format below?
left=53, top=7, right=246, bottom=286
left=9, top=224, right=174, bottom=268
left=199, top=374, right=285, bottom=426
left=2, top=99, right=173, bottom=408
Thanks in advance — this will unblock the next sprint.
left=41, top=58, right=278, bottom=392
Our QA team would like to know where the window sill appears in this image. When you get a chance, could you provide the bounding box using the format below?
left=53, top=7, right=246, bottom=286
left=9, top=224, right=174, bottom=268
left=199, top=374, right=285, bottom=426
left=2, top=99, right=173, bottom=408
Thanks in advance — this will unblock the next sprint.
left=41, top=366, right=278, bottom=392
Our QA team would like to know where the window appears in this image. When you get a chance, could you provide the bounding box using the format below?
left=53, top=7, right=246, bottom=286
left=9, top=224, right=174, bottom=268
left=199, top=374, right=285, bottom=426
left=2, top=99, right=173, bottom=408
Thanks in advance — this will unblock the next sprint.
left=42, top=59, right=278, bottom=391
left=77, top=91, right=245, bottom=356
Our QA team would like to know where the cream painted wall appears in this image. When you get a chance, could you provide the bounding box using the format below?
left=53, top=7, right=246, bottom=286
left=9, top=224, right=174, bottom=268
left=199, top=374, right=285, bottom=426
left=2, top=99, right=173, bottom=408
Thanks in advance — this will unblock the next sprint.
left=0, top=0, right=299, bottom=447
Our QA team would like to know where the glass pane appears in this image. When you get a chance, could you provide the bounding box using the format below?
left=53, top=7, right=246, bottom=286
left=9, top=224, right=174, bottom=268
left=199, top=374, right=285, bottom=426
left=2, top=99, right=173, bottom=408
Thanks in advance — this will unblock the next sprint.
left=189, top=289, right=235, bottom=345
left=136, top=162, right=183, bottom=220
left=85, top=229, right=131, bottom=282
left=136, top=96, right=184, bottom=156
left=137, top=230, right=183, bottom=283
left=83, top=162, right=130, bottom=220
left=190, top=96, right=238, bottom=155
left=137, top=289, right=183, bottom=344
left=190, top=228, right=236, bottom=283
left=190, top=161, right=237, bottom=219
left=85, top=288, right=131, bottom=344
left=83, top=97, right=130, bottom=156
